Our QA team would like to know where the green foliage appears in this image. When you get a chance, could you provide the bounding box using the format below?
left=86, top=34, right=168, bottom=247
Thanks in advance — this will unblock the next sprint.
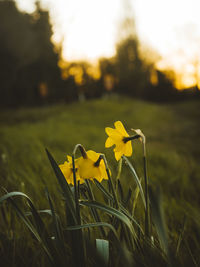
left=0, top=98, right=199, bottom=266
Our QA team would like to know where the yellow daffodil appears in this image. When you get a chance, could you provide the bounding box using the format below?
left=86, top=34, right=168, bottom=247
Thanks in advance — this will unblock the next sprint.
left=77, top=150, right=109, bottom=182
left=59, top=156, right=84, bottom=185
left=59, top=150, right=109, bottom=184
left=105, top=121, right=133, bottom=161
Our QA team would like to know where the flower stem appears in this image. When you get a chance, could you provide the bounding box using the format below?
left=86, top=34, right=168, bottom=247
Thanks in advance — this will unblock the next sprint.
left=72, top=144, right=88, bottom=223
left=116, top=157, right=123, bottom=181
left=72, top=144, right=86, bottom=267
left=115, top=157, right=122, bottom=196
left=73, top=143, right=87, bottom=159
left=85, top=179, right=106, bottom=237
left=101, top=154, right=119, bottom=209
left=143, top=142, right=150, bottom=238
left=72, top=155, right=81, bottom=225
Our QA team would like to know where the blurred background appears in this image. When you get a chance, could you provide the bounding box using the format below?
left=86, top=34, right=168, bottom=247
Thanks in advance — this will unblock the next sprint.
left=1, top=0, right=200, bottom=108
left=0, top=1, right=200, bottom=265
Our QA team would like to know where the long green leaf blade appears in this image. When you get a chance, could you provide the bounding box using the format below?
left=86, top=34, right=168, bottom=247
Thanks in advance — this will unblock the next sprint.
left=148, top=186, right=169, bottom=257
left=123, top=156, right=146, bottom=208
left=80, top=200, right=136, bottom=238
left=0, top=192, right=55, bottom=264
left=66, top=222, right=118, bottom=239
left=96, top=239, right=109, bottom=266
left=46, top=149, right=77, bottom=224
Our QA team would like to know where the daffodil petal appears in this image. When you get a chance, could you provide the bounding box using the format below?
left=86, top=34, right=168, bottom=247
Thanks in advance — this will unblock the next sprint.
left=114, top=142, right=125, bottom=152
left=87, top=150, right=99, bottom=161
left=125, top=141, right=132, bottom=156
left=114, top=151, right=123, bottom=161
left=105, top=127, right=123, bottom=142
left=59, top=161, right=74, bottom=184
left=79, top=177, right=85, bottom=184
left=114, top=121, right=129, bottom=137
left=100, top=165, right=110, bottom=180
left=93, top=170, right=102, bottom=182
left=105, top=127, right=117, bottom=136
left=67, top=155, right=72, bottom=163
left=105, top=137, right=115, bottom=147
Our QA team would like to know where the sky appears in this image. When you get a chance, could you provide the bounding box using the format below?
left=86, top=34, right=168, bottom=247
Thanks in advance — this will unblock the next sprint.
left=16, top=0, right=200, bottom=88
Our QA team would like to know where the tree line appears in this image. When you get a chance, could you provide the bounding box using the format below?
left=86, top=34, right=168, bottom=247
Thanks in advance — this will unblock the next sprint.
left=0, top=0, right=199, bottom=108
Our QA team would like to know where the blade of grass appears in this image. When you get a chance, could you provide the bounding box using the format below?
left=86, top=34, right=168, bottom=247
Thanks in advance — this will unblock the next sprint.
left=148, top=186, right=169, bottom=259
left=122, top=156, right=146, bottom=209
left=94, top=179, right=142, bottom=232
left=85, top=179, right=106, bottom=237
left=45, top=188, right=66, bottom=257
left=94, top=179, right=113, bottom=202
left=119, top=205, right=144, bottom=234
left=117, top=179, right=124, bottom=203
left=175, top=216, right=186, bottom=257
left=124, top=188, right=132, bottom=208
left=143, top=142, right=150, bottom=237
left=101, top=154, right=119, bottom=209
left=25, top=209, right=53, bottom=216
left=46, top=149, right=77, bottom=224
left=72, top=144, right=87, bottom=267
left=132, top=182, right=141, bottom=215
left=80, top=200, right=136, bottom=238
left=65, top=222, right=118, bottom=240
left=0, top=192, right=56, bottom=265
left=96, top=239, right=109, bottom=267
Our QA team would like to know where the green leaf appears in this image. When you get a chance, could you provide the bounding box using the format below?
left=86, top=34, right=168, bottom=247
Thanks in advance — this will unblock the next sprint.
left=0, top=192, right=56, bottom=265
left=123, top=156, right=146, bottom=208
left=148, top=186, right=169, bottom=257
left=80, top=200, right=136, bottom=238
left=96, top=239, right=109, bottom=266
left=176, top=216, right=186, bottom=256
left=94, top=179, right=142, bottom=233
left=65, top=222, right=118, bottom=239
left=94, top=179, right=113, bottom=201
left=45, top=188, right=65, bottom=256
left=25, top=209, right=53, bottom=217
left=46, top=149, right=77, bottom=224
left=85, top=179, right=106, bottom=237
left=132, top=182, right=140, bottom=215
left=46, top=149, right=86, bottom=267
left=117, top=179, right=124, bottom=202
left=119, top=205, right=144, bottom=234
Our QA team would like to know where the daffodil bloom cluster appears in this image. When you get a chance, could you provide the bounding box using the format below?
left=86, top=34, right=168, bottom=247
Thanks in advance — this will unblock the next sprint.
left=105, top=121, right=133, bottom=161
left=59, top=121, right=142, bottom=184
left=59, top=156, right=84, bottom=185
left=59, top=150, right=109, bottom=185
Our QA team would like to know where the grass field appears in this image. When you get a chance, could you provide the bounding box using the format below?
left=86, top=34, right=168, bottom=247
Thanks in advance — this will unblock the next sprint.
left=0, top=97, right=200, bottom=266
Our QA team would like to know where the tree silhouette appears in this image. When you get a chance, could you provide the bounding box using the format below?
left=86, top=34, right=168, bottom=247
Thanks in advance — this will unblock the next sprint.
left=0, top=0, right=64, bottom=107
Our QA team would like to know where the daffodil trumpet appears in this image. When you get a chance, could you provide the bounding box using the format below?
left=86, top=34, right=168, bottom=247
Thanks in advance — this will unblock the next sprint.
left=94, top=154, right=103, bottom=167
left=123, top=134, right=141, bottom=143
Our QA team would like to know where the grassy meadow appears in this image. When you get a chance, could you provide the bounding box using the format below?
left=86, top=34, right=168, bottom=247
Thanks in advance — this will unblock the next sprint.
left=0, top=97, right=200, bottom=266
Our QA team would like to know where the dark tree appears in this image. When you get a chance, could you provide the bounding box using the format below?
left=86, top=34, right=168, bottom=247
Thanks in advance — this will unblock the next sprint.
left=0, top=0, right=68, bottom=107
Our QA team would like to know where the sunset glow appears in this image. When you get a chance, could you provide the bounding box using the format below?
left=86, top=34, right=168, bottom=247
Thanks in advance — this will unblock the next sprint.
left=16, top=0, right=200, bottom=88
